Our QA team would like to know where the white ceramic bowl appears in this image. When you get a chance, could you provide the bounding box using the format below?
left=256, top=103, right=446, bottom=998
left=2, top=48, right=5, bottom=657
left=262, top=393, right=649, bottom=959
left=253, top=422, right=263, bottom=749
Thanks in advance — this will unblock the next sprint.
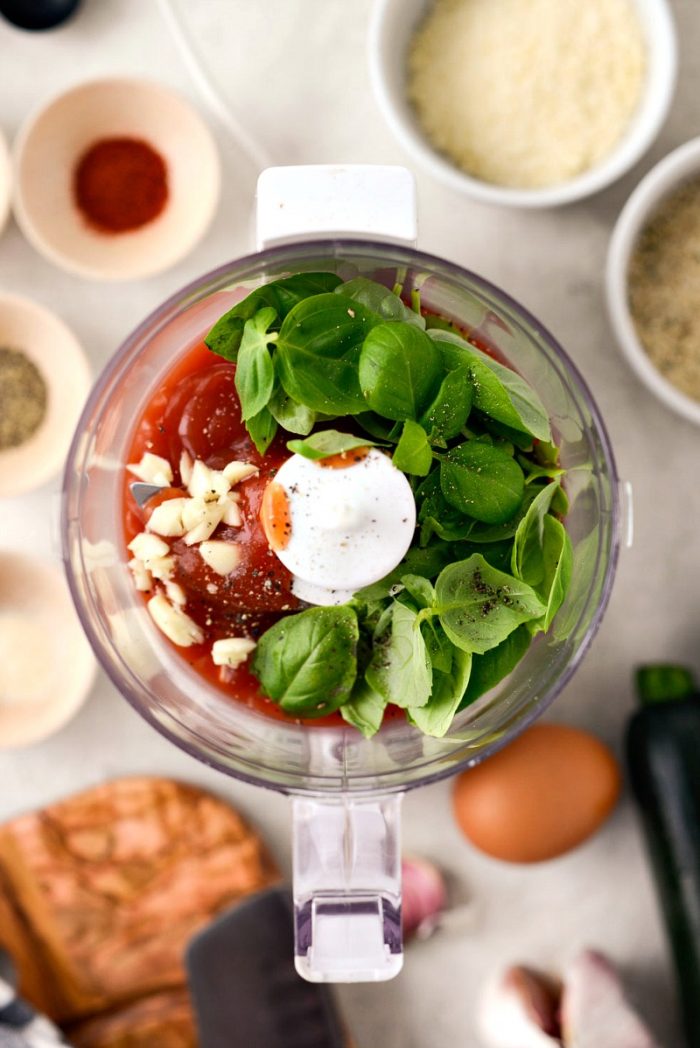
left=12, top=77, right=220, bottom=280
left=607, top=136, right=700, bottom=425
left=369, top=0, right=677, bottom=208
left=0, top=127, right=10, bottom=236
left=0, top=551, right=96, bottom=748
left=0, top=293, right=91, bottom=496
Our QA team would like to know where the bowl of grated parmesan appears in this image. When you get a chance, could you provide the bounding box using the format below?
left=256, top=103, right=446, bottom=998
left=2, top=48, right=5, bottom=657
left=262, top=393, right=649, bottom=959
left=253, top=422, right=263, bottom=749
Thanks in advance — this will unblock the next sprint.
left=369, top=0, right=677, bottom=208
left=607, top=136, right=700, bottom=425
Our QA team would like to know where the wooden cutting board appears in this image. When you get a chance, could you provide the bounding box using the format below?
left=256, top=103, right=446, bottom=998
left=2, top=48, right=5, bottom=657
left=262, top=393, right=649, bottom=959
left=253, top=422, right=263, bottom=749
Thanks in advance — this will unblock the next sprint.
left=0, top=777, right=279, bottom=1046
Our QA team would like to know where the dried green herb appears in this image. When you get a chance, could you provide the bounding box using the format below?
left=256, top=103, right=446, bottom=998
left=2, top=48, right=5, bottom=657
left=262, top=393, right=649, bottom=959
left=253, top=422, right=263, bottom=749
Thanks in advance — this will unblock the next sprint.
left=0, top=347, right=48, bottom=450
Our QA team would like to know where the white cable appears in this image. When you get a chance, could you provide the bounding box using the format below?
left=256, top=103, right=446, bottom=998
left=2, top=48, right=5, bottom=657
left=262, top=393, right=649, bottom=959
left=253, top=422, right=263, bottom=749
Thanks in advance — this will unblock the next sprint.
left=156, top=0, right=273, bottom=173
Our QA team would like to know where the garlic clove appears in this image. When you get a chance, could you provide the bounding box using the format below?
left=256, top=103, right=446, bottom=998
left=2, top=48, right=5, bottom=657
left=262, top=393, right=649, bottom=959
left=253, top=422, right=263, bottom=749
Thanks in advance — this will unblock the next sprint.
left=147, top=497, right=188, bottom=537
left=561, top=950, right=660, bottom=1048
left=479, top=966, right=563, bottom=1048
left=127, top=452, right=173, bottom=487
left=401, top=856, right=448, bottom=940
left=211, top=636, right=256, bottom=668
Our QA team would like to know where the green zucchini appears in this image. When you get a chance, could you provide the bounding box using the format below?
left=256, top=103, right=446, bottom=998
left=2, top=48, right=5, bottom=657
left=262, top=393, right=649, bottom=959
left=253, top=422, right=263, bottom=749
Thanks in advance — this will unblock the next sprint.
left=626, top=664, right=700, bottom=1047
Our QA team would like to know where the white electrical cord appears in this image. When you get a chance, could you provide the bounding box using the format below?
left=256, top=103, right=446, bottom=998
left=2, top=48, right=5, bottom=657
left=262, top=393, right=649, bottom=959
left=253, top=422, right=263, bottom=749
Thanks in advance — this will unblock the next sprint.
left=156, top=0, right=273, bottom=173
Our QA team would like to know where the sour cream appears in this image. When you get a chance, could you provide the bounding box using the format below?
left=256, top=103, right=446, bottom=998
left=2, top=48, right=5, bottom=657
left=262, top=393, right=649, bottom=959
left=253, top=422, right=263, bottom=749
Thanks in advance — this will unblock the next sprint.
left=260, top=447, right=415, bottom=605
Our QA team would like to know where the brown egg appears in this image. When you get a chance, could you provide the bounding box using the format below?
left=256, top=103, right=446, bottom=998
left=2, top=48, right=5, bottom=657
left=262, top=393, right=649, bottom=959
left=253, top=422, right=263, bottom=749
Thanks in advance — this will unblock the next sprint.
left=452, top=722, right=621, bottom=863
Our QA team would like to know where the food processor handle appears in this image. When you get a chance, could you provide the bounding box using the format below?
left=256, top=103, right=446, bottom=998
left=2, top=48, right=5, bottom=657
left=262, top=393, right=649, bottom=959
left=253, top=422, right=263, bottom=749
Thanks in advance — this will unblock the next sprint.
left=255, top=164, right=418, bottom=248
left=292, top=794, right=404, bottom=982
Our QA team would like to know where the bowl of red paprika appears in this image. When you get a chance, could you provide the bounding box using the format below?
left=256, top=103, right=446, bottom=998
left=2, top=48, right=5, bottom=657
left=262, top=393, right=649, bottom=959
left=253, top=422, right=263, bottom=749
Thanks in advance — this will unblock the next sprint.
left=12, top=77, right=220, bottom=281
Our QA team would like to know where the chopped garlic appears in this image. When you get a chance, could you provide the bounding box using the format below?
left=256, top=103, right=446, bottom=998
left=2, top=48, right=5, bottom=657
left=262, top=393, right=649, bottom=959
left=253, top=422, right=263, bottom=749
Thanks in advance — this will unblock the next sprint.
left=199, top=540, right=242, bottom=576
left=184, top=501, right=226, bottom=545
left=128, top=557, right=153, bottom=592
left=179, top=450, right=193, bottom=487
left=148, top=595, right=203, bottom=647
left=147, top=497, right=188, bottom=537
left=127, top=452, right=173, bottom=487
left=181, top=496, right=208, bottom=531
left=223, top=461, right=258, bottom=486
left=148, top=555, right=175, bottom=581
left=128, top=532, right=170, bottom=562
left=164, top=579, right=187, bottom=606
left=220, top=494, right=243, bottom=527
left=188, top=460, right=229, bottom=501
left=211, top=636, right=256, bottom=668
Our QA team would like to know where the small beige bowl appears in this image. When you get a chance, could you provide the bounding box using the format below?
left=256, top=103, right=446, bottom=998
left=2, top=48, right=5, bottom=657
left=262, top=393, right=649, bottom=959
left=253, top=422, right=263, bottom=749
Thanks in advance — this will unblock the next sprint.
left=607, top=137, right=700, bottom=424
left=12, top=77, right=221, bottom=281
left=0, top=293, right=91, bottom=497
left=369, top=0, right=677, bottom=208
left=0, top=127, right=10, bottom=237
left=0, top=551, right=96, bottom=747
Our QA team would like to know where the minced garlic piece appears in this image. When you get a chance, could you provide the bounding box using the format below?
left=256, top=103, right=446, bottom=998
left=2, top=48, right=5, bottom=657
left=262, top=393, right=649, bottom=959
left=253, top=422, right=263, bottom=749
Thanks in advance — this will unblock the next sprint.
left=147, top=498, right=188, bottom=537
left=128, top=532, right=169, bottom=562
left=408, top=0, right=646, bottom=189
left=147, top=595, right=203, bottom=647
left=223, top=461, right=259, bottom=486
left=211, top=637, right=256, bottom=668
left=199, top=540, right=242, bottom=576
left=127, top=452, right=173, bottom=487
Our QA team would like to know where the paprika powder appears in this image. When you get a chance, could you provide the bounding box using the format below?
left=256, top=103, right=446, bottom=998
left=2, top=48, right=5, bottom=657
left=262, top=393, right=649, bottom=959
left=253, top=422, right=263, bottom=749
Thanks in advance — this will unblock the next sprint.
left=73, top=136, right=169, bottom=234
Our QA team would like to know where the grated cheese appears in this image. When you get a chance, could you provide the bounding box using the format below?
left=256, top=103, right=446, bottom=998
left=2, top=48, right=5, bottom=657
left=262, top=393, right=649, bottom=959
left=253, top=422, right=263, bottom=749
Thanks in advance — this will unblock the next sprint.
left=408, top=0, right=646, bottom=189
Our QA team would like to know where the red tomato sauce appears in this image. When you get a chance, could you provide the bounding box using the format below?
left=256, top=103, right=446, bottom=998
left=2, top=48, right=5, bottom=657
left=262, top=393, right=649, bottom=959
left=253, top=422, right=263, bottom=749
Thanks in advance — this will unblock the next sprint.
left=123, top=341, right=349, bottom=726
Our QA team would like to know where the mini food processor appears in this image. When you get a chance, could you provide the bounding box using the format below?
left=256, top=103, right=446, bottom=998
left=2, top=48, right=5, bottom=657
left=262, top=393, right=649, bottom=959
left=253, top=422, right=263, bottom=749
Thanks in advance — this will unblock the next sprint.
left=63, top=166, right=619, bottom=982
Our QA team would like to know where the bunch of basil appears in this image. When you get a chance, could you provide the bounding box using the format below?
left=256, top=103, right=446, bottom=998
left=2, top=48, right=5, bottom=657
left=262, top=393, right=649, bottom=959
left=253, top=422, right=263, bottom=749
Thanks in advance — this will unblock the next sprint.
left=205, top=273, right=572, bottom=738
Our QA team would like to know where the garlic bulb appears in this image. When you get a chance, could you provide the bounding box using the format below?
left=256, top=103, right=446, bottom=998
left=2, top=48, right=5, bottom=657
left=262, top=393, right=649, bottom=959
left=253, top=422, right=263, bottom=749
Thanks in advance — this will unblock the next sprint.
left=479, top=966, right=563, bottom=1048
left=401, top=856, right=447, bottom=939
left=561, top=950, right=661, bottom=1048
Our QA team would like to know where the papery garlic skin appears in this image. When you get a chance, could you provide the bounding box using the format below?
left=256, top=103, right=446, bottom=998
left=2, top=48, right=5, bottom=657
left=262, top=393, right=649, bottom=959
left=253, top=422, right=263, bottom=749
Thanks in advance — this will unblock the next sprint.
left=479, top=966, right=563, bottom=1048
left=561, top=950, right=661, bottom=1048
left=401, top=856, right=447, bottom=939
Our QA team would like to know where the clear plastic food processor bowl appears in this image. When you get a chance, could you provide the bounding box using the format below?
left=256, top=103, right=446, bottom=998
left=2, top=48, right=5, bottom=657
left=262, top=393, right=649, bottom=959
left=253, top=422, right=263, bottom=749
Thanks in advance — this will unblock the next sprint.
left=63, top=230, right=619, bottom=983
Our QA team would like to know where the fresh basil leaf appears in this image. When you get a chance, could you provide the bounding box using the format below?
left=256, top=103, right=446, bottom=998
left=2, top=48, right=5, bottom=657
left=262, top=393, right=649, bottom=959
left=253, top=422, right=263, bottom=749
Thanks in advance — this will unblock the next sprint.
left=337, top=277, right=426, bottom=329
left=409, top=648, right=472, bottom=738
left=286, top=429, right=379, bottom=461
left=366, top=601, right=432, bottom=708
left=353, top=543, right=453, bottom=601
left=356, top=412, right=403, bottom=443
left=359, top=322, right=443, bottom=422
left=340, top=679, right=387, bottom=738
left=400, top=573, right=435, bottom=609
left=235, top=307, right=277, bottom=422
left=420, top=364, right=473, bottom=443
left=441, top=441, right=525, bottom=525
left=430, top=330, right=551, bottom=442
left=511, top=482, right=560, bottom=583
left=422, top=619, right=454, bottom=674
left=268, top=385, right=318, bottom=435
left=460, top=484, right=542, bottom=544
left=460, top=625, right=532, bottom=708
left=277, top=294, right=378, bottom=414
left=246, top=405, right=277, bottom=456
left=434, top=554, right=546, bottom=654
left=392, top=420, right=433, bottom=476
left=539, top=516, right=573, bottom=631
left=522, top=463, right=566, bottom=484
left=205, top=272, right=342, bottom=361
left=251, top=605, right=358, bottom=716
left=476, top=416, right=534, bottom=451
left=417, top=469, right=475, bottom=544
